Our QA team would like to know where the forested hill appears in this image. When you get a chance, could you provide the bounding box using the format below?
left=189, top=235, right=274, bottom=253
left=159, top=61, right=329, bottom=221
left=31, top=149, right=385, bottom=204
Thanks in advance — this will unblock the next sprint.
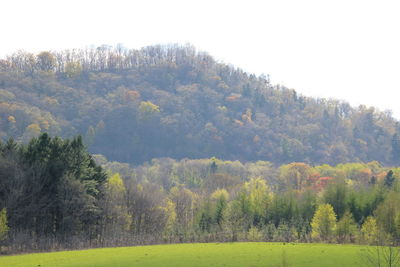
left=0, top=44, right=399, bottom=165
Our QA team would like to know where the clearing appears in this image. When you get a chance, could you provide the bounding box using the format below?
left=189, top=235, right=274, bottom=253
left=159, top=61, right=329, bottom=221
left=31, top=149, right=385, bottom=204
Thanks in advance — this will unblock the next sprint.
left=0, top=242, right=367, bottom=267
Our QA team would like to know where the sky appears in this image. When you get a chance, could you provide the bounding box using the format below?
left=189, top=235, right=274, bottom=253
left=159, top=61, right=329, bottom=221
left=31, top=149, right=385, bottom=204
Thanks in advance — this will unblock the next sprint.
left=1, top=0, right=400, bottom=118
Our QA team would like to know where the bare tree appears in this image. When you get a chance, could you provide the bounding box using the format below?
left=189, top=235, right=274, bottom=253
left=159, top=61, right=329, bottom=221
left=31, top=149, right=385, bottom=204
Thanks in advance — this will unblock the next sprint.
left=361, top=245, right=400, bottom=267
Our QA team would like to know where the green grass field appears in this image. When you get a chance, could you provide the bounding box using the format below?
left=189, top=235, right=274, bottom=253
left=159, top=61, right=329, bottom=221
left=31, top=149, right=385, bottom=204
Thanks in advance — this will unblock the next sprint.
left=0, top=242, right=368, bottom=267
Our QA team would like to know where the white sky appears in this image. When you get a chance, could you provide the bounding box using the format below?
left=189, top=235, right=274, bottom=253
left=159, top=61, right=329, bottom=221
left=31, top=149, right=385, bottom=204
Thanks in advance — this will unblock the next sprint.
left=1, top=0, right=400, bottom=118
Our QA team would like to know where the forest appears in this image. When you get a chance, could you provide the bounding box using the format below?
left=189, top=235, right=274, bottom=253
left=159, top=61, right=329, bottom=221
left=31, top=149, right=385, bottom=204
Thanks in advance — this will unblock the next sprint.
left=0, top=44, right=399, bottom=165
left=1, top=133, right=400, bottom=252
left=1, top=45, right=400, bottom=254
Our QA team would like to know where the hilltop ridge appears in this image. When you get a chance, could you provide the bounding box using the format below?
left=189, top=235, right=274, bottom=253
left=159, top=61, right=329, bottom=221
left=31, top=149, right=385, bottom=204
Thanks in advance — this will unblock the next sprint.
left=0, top=44, right=399, bottom=165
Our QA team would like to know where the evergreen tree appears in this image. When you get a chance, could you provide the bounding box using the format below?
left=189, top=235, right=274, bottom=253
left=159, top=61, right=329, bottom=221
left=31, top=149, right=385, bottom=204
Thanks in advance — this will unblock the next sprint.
left=384, top=170, right=395, bottom=188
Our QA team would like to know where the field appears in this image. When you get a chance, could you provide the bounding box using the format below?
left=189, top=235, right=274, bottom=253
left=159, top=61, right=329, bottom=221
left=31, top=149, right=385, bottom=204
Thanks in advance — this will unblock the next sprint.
left=0, top=242, right=367, bottom=267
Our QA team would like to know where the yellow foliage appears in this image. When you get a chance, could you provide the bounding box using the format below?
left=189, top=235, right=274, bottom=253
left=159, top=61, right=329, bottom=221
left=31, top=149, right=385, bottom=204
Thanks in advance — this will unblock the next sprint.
left=169, top=186, right=179, bottom=197
left=107, top=173, right=126, bottom=194
left=139, top=101, right=160, bottom=120
left=0, top=208, right=9, bottom=241
left=7, top=115, right=16, bottom=124
left=217, top=106, right=227, bottom=112
left=311, top=204, right=337, bottom=241
left=245, top=177, right=271, bottom=217
left=26, top=123, right=41, bottom=134
left=163, top=198, right=177, bottom=233
left=361, top=216, right=378, bottom=245
left=137, top=184, right=143, bottom=193
left=104, top=173, right=131, bottom=231
left=65, top=61, right=82, bottom=78
left=211, top=188, right=229, bottom=201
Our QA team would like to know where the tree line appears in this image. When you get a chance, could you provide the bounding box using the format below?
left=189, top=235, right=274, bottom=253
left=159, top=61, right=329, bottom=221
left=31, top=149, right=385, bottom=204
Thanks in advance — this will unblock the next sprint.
left=0, top=44, right=399, bottom=166
left=1, top=134, right=400, bottom=252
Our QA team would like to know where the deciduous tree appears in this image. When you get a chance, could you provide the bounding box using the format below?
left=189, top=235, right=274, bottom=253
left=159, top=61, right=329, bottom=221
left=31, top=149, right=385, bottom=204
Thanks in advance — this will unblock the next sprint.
left=311, top=204, right=337, bottom=242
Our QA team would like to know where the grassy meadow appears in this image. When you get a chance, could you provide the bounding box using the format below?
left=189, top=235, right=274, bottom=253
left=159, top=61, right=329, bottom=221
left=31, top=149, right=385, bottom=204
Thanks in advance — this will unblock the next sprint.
left=0, top=242, right=368, bottom=267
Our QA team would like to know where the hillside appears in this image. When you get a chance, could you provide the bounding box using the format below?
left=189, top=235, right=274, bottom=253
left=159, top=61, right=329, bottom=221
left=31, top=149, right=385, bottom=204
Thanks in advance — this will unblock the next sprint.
left=0, top=44, right=399, bottom=165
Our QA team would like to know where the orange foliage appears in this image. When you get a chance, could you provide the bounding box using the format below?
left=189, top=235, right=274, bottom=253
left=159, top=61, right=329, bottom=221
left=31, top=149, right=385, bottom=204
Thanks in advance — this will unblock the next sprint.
left=7, top=116, right=16, bottom=124
left=312, top=176, right=334, bottom=191
left=0, top=102, right=17, bottom=112
left=307, top=173, right=320, bottom=185
left=226, top=95, right=239, bottom=102
left=376, top=171, right=388, bottom=182
left=242, top=109, right=252, bottom=123
left=125, top=90, right=140, bottom=102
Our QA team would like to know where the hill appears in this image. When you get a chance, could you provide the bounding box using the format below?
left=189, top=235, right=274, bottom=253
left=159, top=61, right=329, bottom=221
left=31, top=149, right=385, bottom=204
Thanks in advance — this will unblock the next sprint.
left=0, top=44, right=399, bottom=165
